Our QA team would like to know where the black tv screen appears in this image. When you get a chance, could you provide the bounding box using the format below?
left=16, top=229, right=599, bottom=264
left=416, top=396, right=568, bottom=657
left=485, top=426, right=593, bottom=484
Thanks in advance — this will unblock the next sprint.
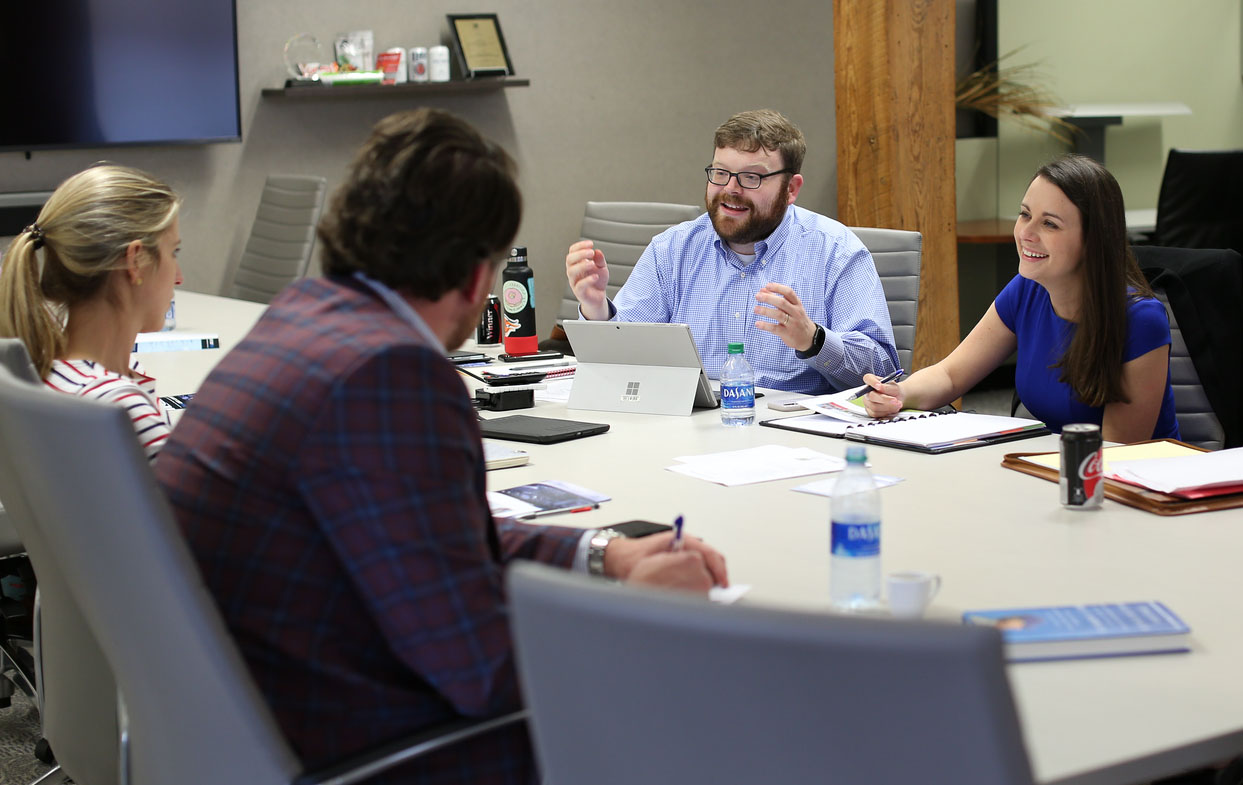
left=0, top=0, right=240, bottom=151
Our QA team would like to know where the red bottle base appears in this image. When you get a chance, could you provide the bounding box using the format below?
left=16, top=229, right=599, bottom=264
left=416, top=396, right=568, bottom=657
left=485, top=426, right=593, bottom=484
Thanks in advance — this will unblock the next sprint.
left=503, top=335, right=539, bottom=355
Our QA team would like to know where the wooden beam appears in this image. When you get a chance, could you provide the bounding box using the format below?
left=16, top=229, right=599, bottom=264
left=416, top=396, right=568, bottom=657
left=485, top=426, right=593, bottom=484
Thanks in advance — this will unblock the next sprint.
left=834, top=0, right=958, bottom=370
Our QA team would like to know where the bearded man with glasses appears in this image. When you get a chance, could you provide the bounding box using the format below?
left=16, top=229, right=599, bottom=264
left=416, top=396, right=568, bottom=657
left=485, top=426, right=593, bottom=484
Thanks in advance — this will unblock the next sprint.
left=565, top=109, right=898, bottom=394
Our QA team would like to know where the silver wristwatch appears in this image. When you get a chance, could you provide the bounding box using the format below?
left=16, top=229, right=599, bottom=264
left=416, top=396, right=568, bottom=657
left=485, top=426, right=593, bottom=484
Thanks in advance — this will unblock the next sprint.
left=587, top=528, right=623, bottom=577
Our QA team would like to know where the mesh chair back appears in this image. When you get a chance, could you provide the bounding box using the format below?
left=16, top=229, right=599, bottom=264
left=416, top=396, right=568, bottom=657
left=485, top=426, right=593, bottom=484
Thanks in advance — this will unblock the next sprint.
left=0, top=365, right=299, bottom=785
left=508, top=563, right=1034, bottom=785
left=1135, top=245, right=1243, bottom=449
left=229, top=175, right=327, bottom=304
left=1154, top=289, right=1225, bottom=450
left=555, top=201, right=703, bottom=328
left=1154, top=149, right=1243, bottom=257
left=850, top=227, right=922, bottom=371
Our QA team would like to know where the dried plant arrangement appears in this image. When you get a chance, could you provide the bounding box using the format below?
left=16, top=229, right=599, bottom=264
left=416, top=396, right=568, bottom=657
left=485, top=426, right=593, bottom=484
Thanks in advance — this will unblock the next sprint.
left=956, top=51, right=1081, bottom=144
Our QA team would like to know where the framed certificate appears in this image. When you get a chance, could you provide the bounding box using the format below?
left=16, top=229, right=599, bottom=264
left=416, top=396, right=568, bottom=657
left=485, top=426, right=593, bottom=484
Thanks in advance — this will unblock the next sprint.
left=447, top=14, right=514, bottom=77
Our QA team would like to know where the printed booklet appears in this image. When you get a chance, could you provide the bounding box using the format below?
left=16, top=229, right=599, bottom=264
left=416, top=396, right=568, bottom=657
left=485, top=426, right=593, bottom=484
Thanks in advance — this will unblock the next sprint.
left=962, top=601, right=1190, bottom=662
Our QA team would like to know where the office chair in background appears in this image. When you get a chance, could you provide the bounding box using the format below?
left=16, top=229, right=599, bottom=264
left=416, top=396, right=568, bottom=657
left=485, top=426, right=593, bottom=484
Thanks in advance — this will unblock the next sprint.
left=227, top=174, right=327, bottom=305
left=0, top=363, right=525, bottom=785
left=1134, top=245, right=1243, bottom=450
left=508, top=562, right=1035, bottom=785
left=0, top=339, right=38, bottom=712
left=850, top=227, right=922, bottom=372
left=0, top=338, right=119, bottom=785
left=541, top=201, right=703, bottom=354
left=1153, top=149, right=1243, bottom=258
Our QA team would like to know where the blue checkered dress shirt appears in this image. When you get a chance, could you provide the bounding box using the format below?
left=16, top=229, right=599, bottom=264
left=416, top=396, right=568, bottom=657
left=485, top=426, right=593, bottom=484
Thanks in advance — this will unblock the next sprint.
left=597, top=205, right=898, bottom=394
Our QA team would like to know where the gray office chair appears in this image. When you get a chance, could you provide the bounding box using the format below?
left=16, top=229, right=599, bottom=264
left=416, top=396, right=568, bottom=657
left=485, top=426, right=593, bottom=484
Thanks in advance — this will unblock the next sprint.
left=1134, top=245, right=1243, bottom=450
left=227, top=175, right=327, bottom=304
left=508, top=562, right=1035, bottom=785
left=543, top=201, right=703, bottom=353
left=0, top=338, right=38, bottom=556
left=0, top=339, right=118, bottom=785
left=0, top=363, right=524, bottom=785
left=1153, top=289, right=1225, bottom=450
left=0, top=339, right=38, bottom=716
left=850, top=227, right=922, bottom=372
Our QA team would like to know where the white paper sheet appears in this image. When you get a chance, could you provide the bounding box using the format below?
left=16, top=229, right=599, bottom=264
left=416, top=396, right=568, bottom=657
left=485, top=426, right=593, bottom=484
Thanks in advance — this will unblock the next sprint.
left=1109, top=447, right=1243, bottom=494
left=667, top=445, right=845, bottom=486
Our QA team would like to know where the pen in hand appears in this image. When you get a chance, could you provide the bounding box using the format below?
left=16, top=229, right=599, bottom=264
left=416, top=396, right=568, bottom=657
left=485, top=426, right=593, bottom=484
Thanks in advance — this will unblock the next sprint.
left=671, top=515, right=685, bottom=552
left=847, top=368, right=905, bottom=400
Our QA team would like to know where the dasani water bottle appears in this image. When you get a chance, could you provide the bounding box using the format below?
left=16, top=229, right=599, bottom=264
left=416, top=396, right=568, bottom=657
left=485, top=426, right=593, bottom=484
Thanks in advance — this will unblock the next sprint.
left=719, top=342, right=755, bottom=427
left=830, top=445, right=882, bottom=610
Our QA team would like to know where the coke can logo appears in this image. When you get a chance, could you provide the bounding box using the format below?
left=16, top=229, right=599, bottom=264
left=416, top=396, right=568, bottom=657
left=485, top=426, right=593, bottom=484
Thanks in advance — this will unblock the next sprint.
left=1078, top=450, right=1103, bottom=498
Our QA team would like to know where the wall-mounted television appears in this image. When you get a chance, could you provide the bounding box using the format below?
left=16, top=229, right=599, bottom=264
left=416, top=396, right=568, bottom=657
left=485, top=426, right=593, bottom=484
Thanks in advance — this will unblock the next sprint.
left=0, top=0, right=241, bottom=152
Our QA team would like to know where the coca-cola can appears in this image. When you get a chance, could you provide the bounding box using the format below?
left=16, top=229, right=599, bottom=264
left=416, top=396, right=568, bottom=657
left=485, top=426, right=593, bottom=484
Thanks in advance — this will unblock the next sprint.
left=477, top=294, right=502, bottom=345
left=1060, top=423, right=1103, bottom=509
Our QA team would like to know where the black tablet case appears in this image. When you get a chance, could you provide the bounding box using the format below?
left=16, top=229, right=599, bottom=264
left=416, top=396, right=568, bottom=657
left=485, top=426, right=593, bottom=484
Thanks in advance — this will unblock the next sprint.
left=478, top=415, right=610, bottom=444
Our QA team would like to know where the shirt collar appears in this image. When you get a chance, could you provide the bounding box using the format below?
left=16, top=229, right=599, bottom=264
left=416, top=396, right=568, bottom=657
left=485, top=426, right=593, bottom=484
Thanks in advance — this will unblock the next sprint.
left=352, top=272, right=445, bottom=351
left=712, top=204, right=795, bottom=267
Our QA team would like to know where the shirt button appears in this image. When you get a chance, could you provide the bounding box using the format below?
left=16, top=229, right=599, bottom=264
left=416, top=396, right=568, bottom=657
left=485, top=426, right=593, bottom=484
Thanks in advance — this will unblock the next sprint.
left=740, top=272, right=746, bottom=278
left=734, top=312, right=741, bottom=319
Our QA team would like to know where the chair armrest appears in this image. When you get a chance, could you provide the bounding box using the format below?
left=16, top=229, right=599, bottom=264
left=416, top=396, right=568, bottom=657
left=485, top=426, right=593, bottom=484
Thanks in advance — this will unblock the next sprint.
left=293, top=710, right=528, bottom=785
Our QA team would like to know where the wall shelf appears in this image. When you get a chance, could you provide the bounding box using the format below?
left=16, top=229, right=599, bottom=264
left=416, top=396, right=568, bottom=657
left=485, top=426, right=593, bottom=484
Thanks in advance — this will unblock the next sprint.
left=260, top=77, right=529, bottom=100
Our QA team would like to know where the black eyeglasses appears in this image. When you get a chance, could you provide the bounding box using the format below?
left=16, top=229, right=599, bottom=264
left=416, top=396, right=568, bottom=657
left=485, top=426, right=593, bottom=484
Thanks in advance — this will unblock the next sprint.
left=704, top=167, right=792, bottom=189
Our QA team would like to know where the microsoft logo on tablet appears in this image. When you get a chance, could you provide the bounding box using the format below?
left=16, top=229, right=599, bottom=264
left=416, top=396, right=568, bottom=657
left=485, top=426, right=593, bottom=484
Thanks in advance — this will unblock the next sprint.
left=622, top=381, right=641, bottom=402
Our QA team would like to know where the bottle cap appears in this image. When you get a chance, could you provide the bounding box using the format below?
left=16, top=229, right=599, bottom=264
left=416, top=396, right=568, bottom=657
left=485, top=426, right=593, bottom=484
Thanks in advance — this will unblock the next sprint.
left=727, top=342, right=744, bottom=354
left=845, top=445, right=867, bottom=463
left=508, top=246, right=528, bottom=263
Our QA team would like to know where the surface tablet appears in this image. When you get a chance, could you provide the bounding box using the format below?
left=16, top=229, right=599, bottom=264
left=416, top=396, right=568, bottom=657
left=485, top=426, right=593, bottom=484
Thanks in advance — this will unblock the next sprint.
left=479, top=414, right=610, bottom=444
left=562, top=321, right=718, bottom=413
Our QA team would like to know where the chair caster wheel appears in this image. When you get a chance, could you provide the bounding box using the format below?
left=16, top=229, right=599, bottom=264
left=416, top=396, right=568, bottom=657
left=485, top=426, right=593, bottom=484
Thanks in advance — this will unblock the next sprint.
left=34, top=737, right=54, bottom=765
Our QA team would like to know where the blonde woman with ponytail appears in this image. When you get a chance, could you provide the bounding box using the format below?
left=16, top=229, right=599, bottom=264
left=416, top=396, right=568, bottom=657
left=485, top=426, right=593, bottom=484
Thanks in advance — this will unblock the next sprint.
left=0, top=164, right=183, bottom=462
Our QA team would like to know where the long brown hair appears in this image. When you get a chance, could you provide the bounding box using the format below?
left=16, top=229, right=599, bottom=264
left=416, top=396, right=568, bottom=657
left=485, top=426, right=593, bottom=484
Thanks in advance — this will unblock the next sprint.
left=1035, top=155, right=1152, bottom=407
left=0, top=164, right=180, bottom=377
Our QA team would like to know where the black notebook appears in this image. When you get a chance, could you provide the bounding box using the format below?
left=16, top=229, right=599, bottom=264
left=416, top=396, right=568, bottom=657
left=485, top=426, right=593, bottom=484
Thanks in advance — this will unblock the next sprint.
left=478, top=415, right=610, bottom=444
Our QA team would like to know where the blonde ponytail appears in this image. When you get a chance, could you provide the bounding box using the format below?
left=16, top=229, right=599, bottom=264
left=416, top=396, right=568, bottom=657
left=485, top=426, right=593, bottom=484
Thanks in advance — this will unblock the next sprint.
left=0, top=165, right=180, bottom=377
left=0, top=231, right=66, bottom=377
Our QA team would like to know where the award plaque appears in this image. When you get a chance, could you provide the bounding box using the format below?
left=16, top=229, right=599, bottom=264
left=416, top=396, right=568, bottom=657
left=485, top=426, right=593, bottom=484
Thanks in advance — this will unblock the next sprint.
left=447, top=14, right=514, bottom=77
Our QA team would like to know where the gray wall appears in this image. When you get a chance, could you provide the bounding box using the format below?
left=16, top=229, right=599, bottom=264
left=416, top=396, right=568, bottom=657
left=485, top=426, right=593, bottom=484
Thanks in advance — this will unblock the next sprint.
left=0, top=0, right=836, bottom=334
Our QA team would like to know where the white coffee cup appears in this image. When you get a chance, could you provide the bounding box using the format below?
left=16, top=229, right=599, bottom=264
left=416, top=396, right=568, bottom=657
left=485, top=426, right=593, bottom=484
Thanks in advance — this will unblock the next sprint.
left=886, top=571, right=941, bottom=619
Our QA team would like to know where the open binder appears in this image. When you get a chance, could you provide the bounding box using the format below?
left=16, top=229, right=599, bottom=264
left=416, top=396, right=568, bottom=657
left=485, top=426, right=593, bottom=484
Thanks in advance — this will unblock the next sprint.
left=1002, top=439, right=1243, bottom=516
left=761, top=410, right=1048, bottom=453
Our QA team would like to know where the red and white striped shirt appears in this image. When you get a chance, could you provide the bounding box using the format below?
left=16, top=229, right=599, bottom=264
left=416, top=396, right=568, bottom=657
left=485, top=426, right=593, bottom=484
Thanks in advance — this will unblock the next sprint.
left=45, top=358, right=169, bottom=462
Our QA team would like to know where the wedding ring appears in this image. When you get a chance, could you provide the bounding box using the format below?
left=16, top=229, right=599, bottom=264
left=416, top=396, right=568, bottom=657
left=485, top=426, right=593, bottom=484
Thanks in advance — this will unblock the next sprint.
left=783, top=314, right=790, bottom=326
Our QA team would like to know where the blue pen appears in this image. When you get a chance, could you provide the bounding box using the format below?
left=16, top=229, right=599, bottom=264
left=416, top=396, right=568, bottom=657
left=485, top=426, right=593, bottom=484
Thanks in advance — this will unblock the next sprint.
left=671, top=515, right=685, bottom=552
left=847, top=368, right=905, bottom=400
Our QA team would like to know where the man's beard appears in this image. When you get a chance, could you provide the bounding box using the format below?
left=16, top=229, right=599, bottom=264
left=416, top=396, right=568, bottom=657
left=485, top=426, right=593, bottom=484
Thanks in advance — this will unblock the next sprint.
left=706, top=189, right=787, bottom=247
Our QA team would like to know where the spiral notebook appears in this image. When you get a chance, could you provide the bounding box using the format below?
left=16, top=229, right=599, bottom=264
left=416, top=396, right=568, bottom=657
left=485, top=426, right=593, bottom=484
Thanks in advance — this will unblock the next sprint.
left=761, top=410, right=1048, bottom=454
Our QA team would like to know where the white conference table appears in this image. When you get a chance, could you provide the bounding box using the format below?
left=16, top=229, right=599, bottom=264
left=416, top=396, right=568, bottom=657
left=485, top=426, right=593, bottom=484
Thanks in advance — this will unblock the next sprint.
left=145, top=291, right=1243, bottom=785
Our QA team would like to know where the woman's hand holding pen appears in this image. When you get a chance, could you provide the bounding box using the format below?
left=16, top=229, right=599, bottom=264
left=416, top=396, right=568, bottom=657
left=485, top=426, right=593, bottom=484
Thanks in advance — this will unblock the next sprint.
left=604, top=530, right=729, bottom=594
left=861, top=372, right=905, bottom=418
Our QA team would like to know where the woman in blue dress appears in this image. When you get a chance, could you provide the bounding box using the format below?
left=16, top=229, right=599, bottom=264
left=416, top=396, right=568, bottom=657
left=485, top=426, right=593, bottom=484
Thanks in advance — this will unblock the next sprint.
left=863, top=154, right=1179, bottom=443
